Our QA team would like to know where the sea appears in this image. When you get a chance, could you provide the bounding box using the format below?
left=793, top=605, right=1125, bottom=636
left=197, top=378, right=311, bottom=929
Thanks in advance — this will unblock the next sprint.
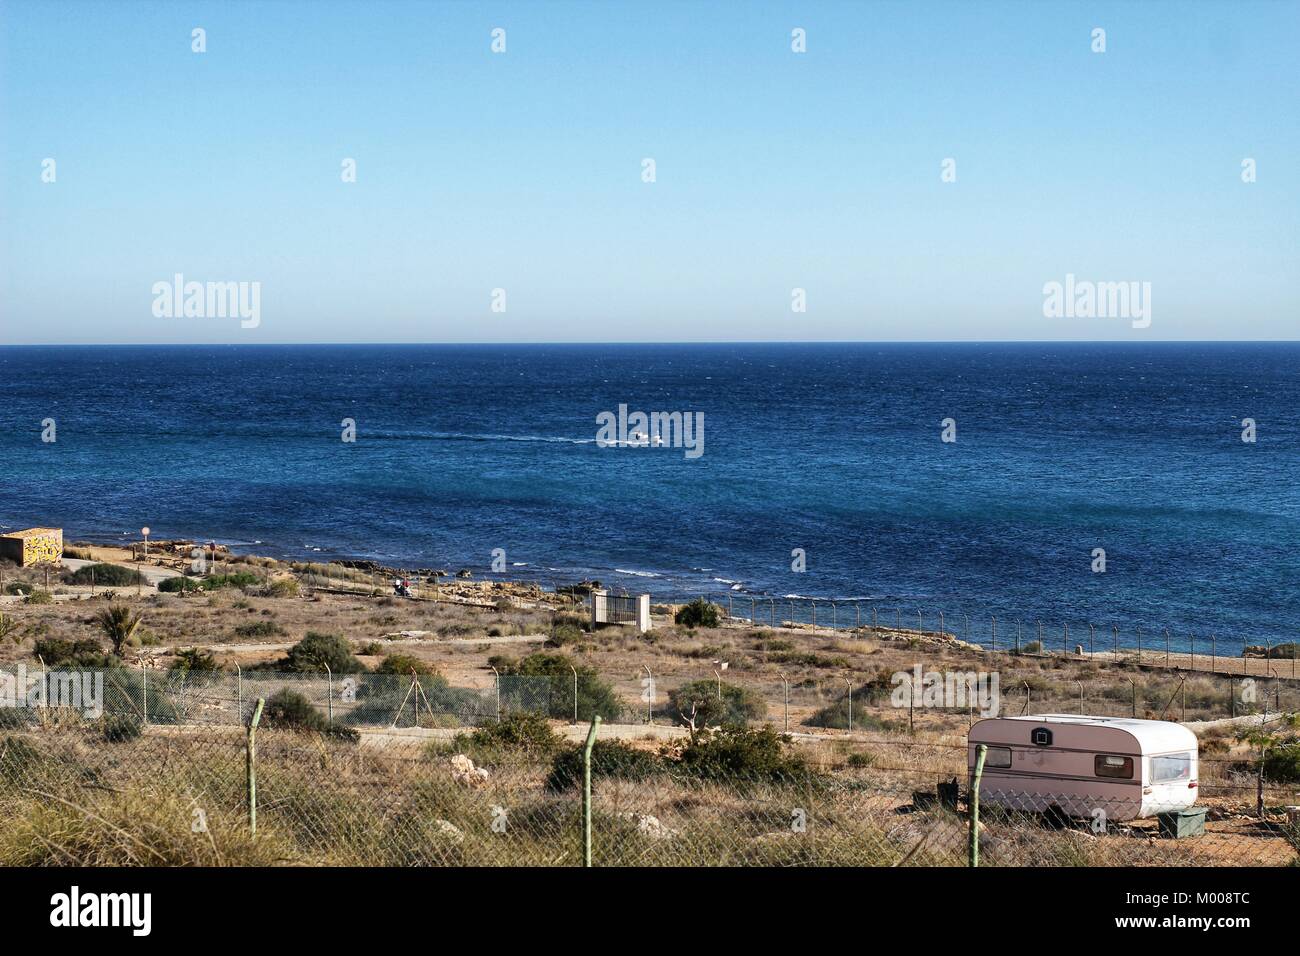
left=1, top=343, right=1296, bottom=652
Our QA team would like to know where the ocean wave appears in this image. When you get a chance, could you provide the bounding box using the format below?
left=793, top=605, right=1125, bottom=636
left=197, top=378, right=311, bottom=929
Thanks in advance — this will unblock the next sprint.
left=613, top=568, right=661, bottom=578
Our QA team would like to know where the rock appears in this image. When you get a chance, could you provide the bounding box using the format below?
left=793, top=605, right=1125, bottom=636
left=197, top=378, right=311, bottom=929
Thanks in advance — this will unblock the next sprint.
left=456, top=569, right=473, bottom=579
left=433, top=819, right=464, bottom=843
left=450, top=754, right=490, bottom=788
left=1074, top=644, right=1085, bottom=656
left=620, top=812, right=677, bottom=840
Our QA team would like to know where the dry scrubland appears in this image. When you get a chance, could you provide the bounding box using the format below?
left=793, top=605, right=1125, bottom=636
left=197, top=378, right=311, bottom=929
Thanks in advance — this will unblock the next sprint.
left=1, top=548, right=1298, bottom=867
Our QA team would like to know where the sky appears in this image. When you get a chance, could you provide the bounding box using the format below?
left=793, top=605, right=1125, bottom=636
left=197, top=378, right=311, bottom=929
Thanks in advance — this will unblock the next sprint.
left=1, top=0, right=1296, bottom=344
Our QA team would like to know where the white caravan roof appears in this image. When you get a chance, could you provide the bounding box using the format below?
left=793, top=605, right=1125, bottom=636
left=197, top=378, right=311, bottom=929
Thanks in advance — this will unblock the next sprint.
left=970, top=714, right=1197, bottom=754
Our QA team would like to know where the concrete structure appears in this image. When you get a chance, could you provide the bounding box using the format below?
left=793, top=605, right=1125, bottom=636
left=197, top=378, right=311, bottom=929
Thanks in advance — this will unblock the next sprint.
left=0, top=528, right=63, bottom=567
left=590, top=590, right=651, bottom=633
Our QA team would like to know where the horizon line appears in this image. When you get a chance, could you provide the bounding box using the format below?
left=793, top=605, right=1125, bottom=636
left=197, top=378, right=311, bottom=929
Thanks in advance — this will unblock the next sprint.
left=3, top=340, right=1300, bottom=348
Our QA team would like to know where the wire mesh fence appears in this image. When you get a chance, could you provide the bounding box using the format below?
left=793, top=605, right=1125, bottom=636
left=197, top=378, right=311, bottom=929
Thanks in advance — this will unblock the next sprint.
left=0, top=713, right=1297, bottom=867
left=708, top=595, right=1300, bottom=676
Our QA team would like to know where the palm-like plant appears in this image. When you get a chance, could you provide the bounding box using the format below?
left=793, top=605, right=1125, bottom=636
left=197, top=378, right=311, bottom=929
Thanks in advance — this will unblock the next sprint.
left=0, top=613, right=21, bottom=645
left=95, top=605, right=143, bottom=656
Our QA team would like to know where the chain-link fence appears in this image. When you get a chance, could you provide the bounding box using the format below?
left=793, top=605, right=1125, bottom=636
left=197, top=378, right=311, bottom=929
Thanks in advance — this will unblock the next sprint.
left=0, top=712, right=1297, bottom=866
left=7, top=668, right=553, bottom=729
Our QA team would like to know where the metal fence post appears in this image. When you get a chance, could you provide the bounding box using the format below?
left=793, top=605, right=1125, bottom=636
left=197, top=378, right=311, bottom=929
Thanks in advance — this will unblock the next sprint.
left=642, top=665, right=653, bottom=723
left=325, top=663, right=333, bottom=724
left=247, top=698, right=265, bottom=838
left=582, top=715, right=602, bottom=867
left=781, top=674, right=789, bottom=732
left=969, top=743, right=987, bottom=867
left=142, top=668, right=148, bottom=725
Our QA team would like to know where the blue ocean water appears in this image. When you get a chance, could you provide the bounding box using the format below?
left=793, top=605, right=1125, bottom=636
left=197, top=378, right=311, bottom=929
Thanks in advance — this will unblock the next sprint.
left=0, top=343, right=1296, bottom=650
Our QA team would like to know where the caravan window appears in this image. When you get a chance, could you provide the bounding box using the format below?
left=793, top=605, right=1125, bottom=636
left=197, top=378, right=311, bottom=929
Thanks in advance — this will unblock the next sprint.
left=982, top=746, right=1012, bottom=768
left=1150, top=752, right=1193, bottom=783
left=1094, top=754, right=1134, bottom=779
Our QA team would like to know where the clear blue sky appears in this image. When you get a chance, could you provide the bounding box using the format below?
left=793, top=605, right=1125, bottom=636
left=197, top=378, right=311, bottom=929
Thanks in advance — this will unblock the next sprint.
left=2, top=0, right=1296, bottom=344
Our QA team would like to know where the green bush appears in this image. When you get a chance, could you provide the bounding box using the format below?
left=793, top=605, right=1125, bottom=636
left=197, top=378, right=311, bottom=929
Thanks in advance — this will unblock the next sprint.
left=546, top=739, right=663, bottom=791
left=25, top=590, right=53, bottom=605
left=675, top=725, right=812, bottom=782
left=264, top=577, right=300, bottom=597
left=668, top=679, right=766, bottom=728
left=157, top=576, right=201, bottom=593
left=262, top=689, right=324, bottom=729
left=101, top=713, right=143, bottom=742
left=1264, top=741, right=1300, bottom=783
left=547, top=623, right=584, bottom=647
left=232, top=620, right=284, bottom=638
left=276, top=632, right=365, bottom=674
left=170, top=648, right=219, bottom=673
left=1015, top=640, right=1045, bottom=655
left=261, top=689, right=358, bottom=740
left=32, top=638, right=114, bottom=669
left=376, top=654, right=438, bottom=675
left=674, top=598, right=721, bottom=628
left=454, top=711, right=562, bottom=762
left=64, top=563, right=140, bottom=587
left=202, top=571, right=260, bottom=590
left=494, top=652, right=622, bottom=721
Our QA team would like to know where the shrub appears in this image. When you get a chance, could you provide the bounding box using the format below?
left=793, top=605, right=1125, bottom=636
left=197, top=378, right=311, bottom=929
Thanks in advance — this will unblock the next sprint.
left=32, top=638, right=114, bottom=669
left=376, top=654, right=438, bottom=676
left=157, top=576, right=201, bottom=593
left=263, top=577, right=300, bottom=597
left=261, top=689, right=358, bottom=740
left=547, top=623, right=584, bottom=647
left=806, top=671, right=899, bottom=733
left=202, top=571, right=260, bottom=590
left=673, top=725, right=812, bottom=782
left=1015, top=640, right=1044, bottom=655
left=546, top=739, right=663, bottom=791
left=668, top=679, right=766, bottom=729
left=494, top=652, right=622, bottom=722
left=1263, top=741, right=1300, bottom=783
left=101, top=713, right=143, bottom=742
left=454, top=711, right=562, bottom=762
left=277, top=632, right=365, bottom=674
left=64, top=563, right=140, bottom=587
left=675, top=598, right=720, bottom=628
left=233, top=620, right=285, bottom=639
left=94, top=605, right=143, bottom=656
left=261, top=689, right=324, bottom=730
left=170, top=648, right=219, bottom=673
left=26, top=590, right=53, bottom=605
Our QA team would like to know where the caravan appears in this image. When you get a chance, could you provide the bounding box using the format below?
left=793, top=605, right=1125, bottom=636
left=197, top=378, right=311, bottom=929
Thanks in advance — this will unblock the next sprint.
left=968, top=714, right=1198, bottom=822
